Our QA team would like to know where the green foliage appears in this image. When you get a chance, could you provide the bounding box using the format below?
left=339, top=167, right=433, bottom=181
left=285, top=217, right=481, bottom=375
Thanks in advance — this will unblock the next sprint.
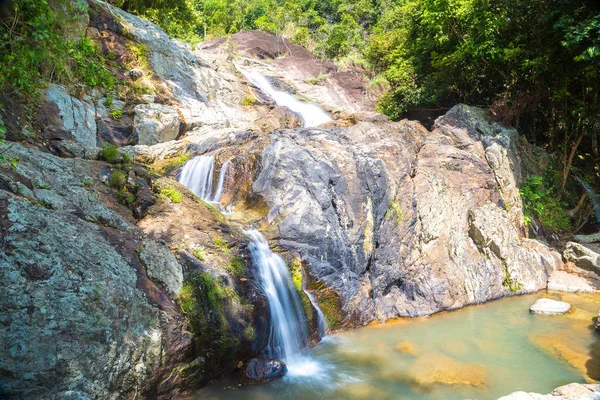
left=122, top=152, right=132, bottom=164
left=109, top=109, right=123, bottom=119
left=102, top=145, right=120, bottom=164
left=0, top=117, right=18, bottom=168
left=160, top=186, right=184, bottom=203
left=213, top=236, right=229, bottom=254
left=110, top=170, right=127, bottom=189
left=0, top=0, right=114, bottom=96
left=520, top=175, right=572, bottom=232
left=161, top=154, right=190, bottom=174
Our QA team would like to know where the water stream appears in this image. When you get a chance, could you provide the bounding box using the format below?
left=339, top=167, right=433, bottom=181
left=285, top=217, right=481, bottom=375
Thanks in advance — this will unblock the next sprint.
left=238, top=68, right=332, bottom=127
left=194, top=292, right=600, bottom=400
left=244, top=229, right=323, bottom=377
left=178, top=155, right=230, bottom=203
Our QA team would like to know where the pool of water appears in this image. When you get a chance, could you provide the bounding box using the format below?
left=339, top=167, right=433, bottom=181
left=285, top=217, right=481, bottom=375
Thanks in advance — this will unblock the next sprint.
left=192, top=292, right=600, bottom=400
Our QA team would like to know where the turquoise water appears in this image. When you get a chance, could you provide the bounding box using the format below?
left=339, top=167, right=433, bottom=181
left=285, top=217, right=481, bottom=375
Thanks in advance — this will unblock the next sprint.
left=193, top=293, right=600, bottom=400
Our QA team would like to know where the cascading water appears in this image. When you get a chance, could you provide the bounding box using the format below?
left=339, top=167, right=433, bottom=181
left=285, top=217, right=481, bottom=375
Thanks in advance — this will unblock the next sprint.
left=576, top=176, right=600, bottom=224
left=178, top=155, right=230, bottom=203
left=244, top=229, right=323, bottom=377
left=238, top=68, right=332, bottom=128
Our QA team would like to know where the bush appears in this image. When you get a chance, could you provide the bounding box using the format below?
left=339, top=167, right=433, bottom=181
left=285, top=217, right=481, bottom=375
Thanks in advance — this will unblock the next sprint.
left=110, top=170, right=127, bottom=189
left=102, top=145, right=120, bottom=164
left=109, top=109, right=123, bottom=119
left=240, top=96, right=257, bottom=106
left=520, top=175, right=572, bottom=232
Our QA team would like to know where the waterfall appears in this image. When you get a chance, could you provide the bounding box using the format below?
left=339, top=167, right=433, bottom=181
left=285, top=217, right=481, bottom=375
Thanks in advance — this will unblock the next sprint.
left=178, top=155, right=230, bottom=203
left=238, top=69, right=332, bottom=128
left=245, top=229, right=323, bottom=377
left=576, top=176, right=600, bottom=223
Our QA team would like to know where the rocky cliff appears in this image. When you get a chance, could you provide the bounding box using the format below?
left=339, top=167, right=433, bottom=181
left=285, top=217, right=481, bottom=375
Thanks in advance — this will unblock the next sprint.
left=0, top=0, right=574, bottom=398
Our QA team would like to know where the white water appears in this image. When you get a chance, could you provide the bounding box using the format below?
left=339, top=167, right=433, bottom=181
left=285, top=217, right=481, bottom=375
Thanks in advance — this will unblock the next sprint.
left=239, top=69, right=332, bottom=128
left=244, top=229, right=323, bottom=377
left=576, top=176, right=600, bottom=223
left=178, top=155, right=230, bottom=203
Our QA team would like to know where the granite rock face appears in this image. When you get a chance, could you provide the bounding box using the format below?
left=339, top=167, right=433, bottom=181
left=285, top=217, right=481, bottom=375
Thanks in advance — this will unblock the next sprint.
left=250, top=105, right=562, bottom=322
left=0, top=144, right=199, bottom=399
left=133, top=103, right=182, bottom=145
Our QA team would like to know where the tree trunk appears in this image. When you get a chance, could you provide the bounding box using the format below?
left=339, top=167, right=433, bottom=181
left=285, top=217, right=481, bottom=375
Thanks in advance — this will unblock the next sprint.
left=561, top=128, right=586, bottom=191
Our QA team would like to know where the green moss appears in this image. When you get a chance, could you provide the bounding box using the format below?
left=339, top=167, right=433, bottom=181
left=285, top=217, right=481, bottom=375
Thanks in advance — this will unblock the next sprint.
left=243, top=325, right=256, bottom=341
left=240, top=96, right=257, bottom=106
left=290, top=258, right=314, bottom=324
left=304, top=73, right=327, bottom=85
left=192, top=246, right=206, bottom=261
left=102, top=145, right=120, bottom=164
left=226, top=256, right=246, bottom=275
left=502, top=261, right=523, bottom=292
left=314, top=287, right=344, bottom=330
left=385, top=200, right=404, bottom=224
left=160, top=186, right=183, bottom=203
left=110, top=170, right=127, bottom=189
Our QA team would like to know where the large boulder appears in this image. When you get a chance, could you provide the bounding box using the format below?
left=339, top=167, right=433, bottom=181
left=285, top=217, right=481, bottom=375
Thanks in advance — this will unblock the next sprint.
left=249, top=104, right=561, bottom=322
left=133, top=103, right=181, bottom=145
left=564, top=241, right=600, bottom=272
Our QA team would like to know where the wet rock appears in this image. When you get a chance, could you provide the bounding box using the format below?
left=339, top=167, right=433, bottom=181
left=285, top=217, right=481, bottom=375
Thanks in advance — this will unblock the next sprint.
left=133, top=180, right=156, bottom=218
left=133, top=104, right=181, bottom=145
left=529, top=298, right=572, bottom=315
left=564, top=242, right=600, bottom=272
left=497, top=383, right=600, bottom=400
left=395, top=340, right=418, bottom=356
left=238, top=358, right=287, bottom=384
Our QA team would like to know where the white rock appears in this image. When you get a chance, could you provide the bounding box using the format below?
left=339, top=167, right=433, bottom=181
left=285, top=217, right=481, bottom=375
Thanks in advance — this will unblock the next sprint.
left=529, top=298, right=571, bottom=315
left=133, top=103, right=181, bottom=145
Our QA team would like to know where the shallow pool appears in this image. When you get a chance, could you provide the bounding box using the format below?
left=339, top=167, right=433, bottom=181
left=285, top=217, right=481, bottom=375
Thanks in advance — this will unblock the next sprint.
left=192, top=292, right=600, bottom=400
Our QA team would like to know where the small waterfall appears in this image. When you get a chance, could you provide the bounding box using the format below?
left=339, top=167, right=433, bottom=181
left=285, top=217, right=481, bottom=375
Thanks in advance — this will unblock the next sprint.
left=238, top=68, right=332, bottom=128
left=304, top=288, right=327, bottom=339
left=178, top=155, right=230, bottom=203
left=245, top=229, right=322, bottom=377
left=576, top=177, right=600, bottom=223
